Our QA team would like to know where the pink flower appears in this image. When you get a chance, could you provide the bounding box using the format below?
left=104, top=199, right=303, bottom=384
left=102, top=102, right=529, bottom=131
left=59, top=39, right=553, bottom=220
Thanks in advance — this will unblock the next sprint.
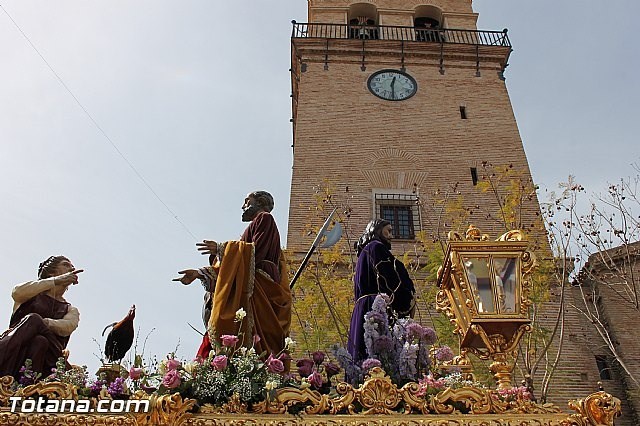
left=253, top=335, right=261, bottom=345
left=129, top=367, right=144, bottom=380
left=220, top=334, right=239, bottom=347
left=279, top=352, right=292, bottom=363
left=296, top=358, right=314, bottom=377
left=266, top=354, right=284, bottom=374
left=166, top=359, right=181, bottom=371
left=361, top=358, right=382, bottom=371
left=308, top=371, right=324, bottom=389
left=211, top=355, right=228, bottom=371
left=162, top=370, right=181, bottom=389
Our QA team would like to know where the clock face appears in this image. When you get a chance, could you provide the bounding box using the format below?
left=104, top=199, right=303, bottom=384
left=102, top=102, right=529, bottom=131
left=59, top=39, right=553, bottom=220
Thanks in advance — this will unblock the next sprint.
left=367, top=70, right=417, bottom=101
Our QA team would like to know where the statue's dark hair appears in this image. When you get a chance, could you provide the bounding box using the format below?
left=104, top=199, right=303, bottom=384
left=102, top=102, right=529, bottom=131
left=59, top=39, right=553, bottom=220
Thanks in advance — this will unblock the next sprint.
left=38, top=256, right=69, bottom=279
left=354, top=219, right=391, bottom=256
left=250, top=191, right=275, bottom=212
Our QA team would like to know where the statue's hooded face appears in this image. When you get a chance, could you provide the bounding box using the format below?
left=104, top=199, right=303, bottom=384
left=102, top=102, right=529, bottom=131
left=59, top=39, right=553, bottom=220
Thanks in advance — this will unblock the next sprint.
left=377, top=224, right=394, bottom=245
left=241, top=195, right=261, bottom=222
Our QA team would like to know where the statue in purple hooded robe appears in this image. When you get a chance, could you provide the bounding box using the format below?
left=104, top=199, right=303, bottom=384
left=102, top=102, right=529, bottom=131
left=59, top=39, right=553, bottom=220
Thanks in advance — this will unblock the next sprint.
left=347, top=219, right=416, bottom=364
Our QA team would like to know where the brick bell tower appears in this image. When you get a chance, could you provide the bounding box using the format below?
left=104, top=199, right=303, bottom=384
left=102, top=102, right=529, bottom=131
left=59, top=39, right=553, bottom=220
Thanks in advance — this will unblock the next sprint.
left=287, top=0, right=539, bottom=253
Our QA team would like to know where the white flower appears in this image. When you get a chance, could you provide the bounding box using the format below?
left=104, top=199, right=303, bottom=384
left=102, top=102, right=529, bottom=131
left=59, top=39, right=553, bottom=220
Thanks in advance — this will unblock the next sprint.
left=183, top=361, right=197, bottom=375
left=265, top=380, right=278, bottom=391
left=158, top=360, right=168, bottom=375
left=284, top=337, right=296, bottom=351
left=235, top=308, right=247, bottom=322
left=299, top=378, right=310, bottom=390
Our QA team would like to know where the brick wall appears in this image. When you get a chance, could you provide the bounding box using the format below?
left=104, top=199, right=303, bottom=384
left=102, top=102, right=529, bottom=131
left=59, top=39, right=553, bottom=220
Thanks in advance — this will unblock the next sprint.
left=288, top=57, right=540, bottom=253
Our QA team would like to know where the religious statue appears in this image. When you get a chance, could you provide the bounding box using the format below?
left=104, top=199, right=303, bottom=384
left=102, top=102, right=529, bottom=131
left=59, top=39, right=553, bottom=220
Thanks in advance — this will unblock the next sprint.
left=347, top=219, right=416, bottom=364
left=174, top=191, right=292, bottom=359
left=0, top=256, right=82, bottom=380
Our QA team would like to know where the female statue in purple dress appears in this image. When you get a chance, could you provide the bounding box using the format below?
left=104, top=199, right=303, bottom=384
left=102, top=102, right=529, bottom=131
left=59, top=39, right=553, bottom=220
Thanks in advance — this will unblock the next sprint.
left=347, top=219, right=416, bottom=364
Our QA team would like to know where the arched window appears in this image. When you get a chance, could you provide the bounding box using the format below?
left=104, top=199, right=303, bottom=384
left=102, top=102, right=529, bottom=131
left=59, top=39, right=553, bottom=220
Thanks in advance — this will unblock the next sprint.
left=348, top=3, right=379, bottom=40
left=414, top=5, right=444, bottom=42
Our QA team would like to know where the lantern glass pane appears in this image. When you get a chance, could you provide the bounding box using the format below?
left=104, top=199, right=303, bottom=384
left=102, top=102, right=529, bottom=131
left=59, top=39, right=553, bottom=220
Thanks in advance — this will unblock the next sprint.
left=494, top=257, right=519, bottom=313
left=463, top=256, right=495, bottom=313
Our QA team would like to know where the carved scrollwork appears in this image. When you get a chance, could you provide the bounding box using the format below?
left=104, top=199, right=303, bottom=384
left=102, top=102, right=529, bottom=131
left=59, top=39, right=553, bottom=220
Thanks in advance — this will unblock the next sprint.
left=353, top=367, right=401, bottom=414
left=448, top=230, right=463, bottom=241
left=331, top=381, right=356, bottom=414
left=268, top=386, right=331, bottom=415
left=497, top=230, right=524, bottom=242
left=469, top=324, right=532, bottom=358
left=435, top=290, right=462, bottom=335
left=130, top=391, right=196, bottom=426
left=521, top=249, right=537, bottom=274
left=508, top=399, right=562, bottom=415
left=400, top=381, right=430, bottom=414
left=465, top=225, right=489, bottom=241
left=568, top=391, right=621, bottom=426
left=0, top=375, right=618, bottom=425
left=0, top=375, right=15, bottom=407
left=15, top=380, right=78, bottom=400
left=432, top=386, right=494, bottom=414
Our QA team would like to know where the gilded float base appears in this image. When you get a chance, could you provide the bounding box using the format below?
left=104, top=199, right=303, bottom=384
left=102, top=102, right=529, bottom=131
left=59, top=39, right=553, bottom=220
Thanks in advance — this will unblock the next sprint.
left=0, top=411, right=590, bottom=426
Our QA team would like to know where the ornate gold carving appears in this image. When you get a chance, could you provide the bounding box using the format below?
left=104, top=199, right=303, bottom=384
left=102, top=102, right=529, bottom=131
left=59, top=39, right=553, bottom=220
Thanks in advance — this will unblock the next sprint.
left=266, top=386, right=332, bottom=415
left=433, top=386, right=493, bottom=414
left=465, top=225, right=490, bottom=241
left=448, top=230, right=463, bottom=241
left=0, top=375, right=15, bottom=407
left=15, top=380, right=78, bottom=400
left=355, top=367, right=402, bottom=414
left=568, top=391, right=621, bottom=426
left=435, top=289, right=461, bottom=334
left=497, top=230, right=524, bottom=242
left=0, top=375, right=618, bottom=425
left=130, top=391, right=196, bottom=426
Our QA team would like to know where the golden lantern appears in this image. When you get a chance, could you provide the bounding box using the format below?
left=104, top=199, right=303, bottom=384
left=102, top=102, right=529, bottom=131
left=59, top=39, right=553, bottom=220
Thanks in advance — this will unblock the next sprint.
left=436, top=225, right=536, bottom=390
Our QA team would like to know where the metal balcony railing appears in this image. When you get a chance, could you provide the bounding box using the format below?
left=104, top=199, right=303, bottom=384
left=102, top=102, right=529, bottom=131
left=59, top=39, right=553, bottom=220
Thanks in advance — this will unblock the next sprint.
left=291, top=21, right=511, bottom=47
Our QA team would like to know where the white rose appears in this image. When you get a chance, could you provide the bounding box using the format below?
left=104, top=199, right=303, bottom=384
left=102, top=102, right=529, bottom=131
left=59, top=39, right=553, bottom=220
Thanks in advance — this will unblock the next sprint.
left=284, top=337, right=296, bottom=351
left=235, top=308, right=247, bottom=322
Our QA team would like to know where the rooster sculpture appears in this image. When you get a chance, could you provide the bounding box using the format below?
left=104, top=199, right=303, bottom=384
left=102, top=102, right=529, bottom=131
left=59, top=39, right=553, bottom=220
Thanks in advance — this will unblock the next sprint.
left=102, top=305, right=136, bottom=363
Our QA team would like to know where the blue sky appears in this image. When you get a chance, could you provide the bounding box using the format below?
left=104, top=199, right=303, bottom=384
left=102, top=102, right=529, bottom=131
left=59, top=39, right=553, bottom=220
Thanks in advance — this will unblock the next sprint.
left=0, top=1, right=638, bottom=372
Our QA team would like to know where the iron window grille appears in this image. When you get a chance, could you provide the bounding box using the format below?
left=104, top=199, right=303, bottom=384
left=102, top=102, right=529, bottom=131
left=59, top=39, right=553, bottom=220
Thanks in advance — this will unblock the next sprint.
left=375, top=193, right=421, bottom=240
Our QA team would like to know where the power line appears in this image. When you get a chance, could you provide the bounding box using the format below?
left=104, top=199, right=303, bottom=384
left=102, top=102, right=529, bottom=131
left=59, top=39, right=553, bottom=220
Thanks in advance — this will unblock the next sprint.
left=0, top=3, right=198, bottom=241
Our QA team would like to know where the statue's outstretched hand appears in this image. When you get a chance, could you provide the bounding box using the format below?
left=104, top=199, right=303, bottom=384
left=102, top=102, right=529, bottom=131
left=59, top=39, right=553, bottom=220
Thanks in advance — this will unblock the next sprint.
left=54, top=269, right=84, bottom=286
left=196, top=240, right=218, bottom=256
left=173, top=269, right=201, bottom=285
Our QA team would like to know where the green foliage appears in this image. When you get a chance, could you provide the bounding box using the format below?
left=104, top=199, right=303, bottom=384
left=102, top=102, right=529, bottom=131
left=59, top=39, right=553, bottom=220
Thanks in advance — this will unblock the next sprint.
left=289, top=251, right=353, bottom=355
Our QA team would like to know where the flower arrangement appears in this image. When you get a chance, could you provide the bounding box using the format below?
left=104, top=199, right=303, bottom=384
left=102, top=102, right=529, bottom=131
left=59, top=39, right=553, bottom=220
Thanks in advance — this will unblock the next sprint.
left=334, top=294, right=439, bottom=386
left=45, top=358, right=89, bottom=389
left=133, top=308, right=292, bottom=406
left=14, top=356, right=134, bottom=400
left=494, top=385, right=532, bottom=403
left=293, top=350, right=341, bottom=393
left=16, top=359, right=42, bottom=387
left=12, top=303, right=505, bottom=413
left=417, top=371, right=484, bottom=396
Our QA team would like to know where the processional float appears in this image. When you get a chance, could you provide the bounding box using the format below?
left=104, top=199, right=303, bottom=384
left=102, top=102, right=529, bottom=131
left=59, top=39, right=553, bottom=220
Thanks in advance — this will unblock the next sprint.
left=0, top=226, right=622, bottom=425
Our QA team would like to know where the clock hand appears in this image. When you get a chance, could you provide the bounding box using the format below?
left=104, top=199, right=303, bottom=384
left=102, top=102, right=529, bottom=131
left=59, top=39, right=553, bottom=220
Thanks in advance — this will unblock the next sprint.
left=391, top=76, right=396, bottom=98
